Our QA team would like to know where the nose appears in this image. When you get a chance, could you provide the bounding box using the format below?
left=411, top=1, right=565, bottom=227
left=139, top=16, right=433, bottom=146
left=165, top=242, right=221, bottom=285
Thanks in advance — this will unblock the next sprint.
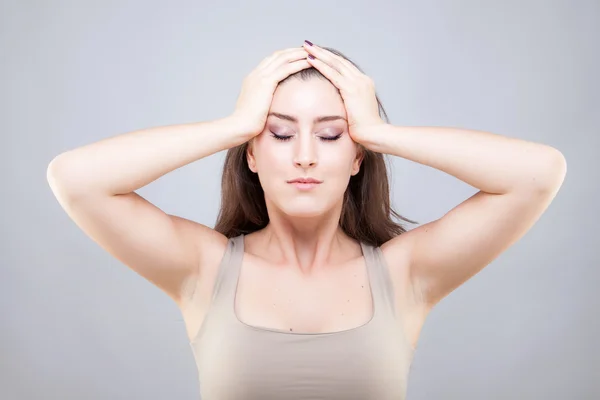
left=293, top=133, right=318, bottom=168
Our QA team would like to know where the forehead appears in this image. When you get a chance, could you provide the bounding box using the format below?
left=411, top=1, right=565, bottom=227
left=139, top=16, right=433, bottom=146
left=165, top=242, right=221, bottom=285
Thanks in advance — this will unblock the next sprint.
left=271, top=78, right=346, bottom=119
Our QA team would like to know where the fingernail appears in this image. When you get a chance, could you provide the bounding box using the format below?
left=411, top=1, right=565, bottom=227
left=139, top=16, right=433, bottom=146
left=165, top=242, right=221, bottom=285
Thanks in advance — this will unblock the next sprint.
left=308, top=54, right=315, bottom=60
left=304, top=40, right=313, bottom=46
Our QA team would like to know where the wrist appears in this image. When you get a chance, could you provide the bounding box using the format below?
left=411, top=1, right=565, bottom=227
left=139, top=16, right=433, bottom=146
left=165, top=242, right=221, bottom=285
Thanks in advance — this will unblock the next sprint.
left=216, top=115, right=256, bottom=146
left=354, top=122, right=390, bottom=151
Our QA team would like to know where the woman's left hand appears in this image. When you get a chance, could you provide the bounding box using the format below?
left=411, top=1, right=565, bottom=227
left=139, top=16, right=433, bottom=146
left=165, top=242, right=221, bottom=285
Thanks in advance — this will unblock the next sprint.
left=303, top=41, right=386, bottom=144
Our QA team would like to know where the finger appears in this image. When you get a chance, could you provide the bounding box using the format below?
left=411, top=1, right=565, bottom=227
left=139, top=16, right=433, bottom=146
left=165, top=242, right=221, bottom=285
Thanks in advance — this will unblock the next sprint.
left=257, top=47, right=300, bottom=67
left=303, top=42, right=357, bottom=77
left=260, top=47, right=306, bottom=70
left=306, top=56, right=344, bottom=89
left=272, top=58, right=312, bottom=83
left=262, top=48, right=309, bottom=75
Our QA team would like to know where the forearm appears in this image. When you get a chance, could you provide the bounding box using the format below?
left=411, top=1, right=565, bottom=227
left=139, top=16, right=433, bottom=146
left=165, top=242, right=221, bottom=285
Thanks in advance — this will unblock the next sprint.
left=47, top=116, right=247, bottom=197
left=362, top=124, right=567, bottom=194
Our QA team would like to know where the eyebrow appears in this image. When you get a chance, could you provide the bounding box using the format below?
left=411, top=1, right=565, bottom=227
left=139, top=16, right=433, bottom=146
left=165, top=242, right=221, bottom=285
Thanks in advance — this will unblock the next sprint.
left=268, top=112, right=347, bottom=124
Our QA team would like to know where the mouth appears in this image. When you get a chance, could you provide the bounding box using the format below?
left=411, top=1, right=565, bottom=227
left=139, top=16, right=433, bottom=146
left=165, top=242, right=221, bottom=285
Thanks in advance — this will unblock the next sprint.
left=287, top=178, right=323, bottom=184
left=287, top=177, right=323, bottom=190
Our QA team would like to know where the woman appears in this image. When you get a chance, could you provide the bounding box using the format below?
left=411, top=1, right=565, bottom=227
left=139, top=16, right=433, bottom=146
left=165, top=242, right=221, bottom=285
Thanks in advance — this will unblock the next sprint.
left=47, top=40, right=567, bottom=399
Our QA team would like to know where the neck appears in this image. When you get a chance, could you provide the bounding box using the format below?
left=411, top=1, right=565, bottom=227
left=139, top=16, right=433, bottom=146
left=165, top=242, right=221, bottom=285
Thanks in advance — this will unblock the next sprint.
left=258, top=199, right=358, bottom=276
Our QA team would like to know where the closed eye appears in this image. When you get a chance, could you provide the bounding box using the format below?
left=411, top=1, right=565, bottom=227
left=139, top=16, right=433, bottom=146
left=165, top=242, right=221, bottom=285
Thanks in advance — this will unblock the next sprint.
left=320, top=133, right=343, bottom=141
left=270, top=132, right=343, bottom=142
left=271, top=132, right=293, bottom=141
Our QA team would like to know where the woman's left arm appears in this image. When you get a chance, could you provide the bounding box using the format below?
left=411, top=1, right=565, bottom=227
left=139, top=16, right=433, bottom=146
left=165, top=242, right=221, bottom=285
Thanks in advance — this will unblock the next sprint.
left=301, top=41, right=567, bottom=308
left=363, top=124, right=567, bottom=308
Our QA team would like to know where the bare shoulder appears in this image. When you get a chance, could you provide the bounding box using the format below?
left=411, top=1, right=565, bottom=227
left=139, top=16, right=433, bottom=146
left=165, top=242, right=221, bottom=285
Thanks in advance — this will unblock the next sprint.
left=180, top=226, right=230, bottom=307
left=380, top=231, right=432, bottom=349
left=379, top=231, right=431, bottom=313
left=195, top=226, right=230, bottom=267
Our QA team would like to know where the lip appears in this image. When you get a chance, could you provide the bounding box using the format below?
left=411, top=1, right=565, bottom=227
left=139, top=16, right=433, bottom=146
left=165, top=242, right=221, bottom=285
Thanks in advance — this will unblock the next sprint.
left=287, top=177, right=323, bottom=184
left=287, top=177, right=322, bottom=190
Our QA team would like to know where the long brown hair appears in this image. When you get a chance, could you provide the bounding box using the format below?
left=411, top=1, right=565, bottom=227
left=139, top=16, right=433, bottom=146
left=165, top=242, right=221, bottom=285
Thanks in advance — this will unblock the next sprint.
left=214, top=46, right=417, bottom=247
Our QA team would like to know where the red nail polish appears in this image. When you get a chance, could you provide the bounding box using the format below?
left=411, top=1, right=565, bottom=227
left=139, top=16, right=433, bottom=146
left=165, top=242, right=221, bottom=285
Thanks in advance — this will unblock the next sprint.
left=304, top=40, right=313, bottom=46
left=308, top=54, right=315, bottom=60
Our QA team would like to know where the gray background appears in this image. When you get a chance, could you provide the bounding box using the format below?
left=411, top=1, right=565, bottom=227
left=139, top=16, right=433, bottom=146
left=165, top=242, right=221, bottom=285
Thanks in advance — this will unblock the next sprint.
left=1, top=0, right=598, bottom=399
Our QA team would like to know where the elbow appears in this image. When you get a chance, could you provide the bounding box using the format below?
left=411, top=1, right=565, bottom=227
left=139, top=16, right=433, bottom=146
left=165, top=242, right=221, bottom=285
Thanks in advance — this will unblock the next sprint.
left=531, top=148, right=567, bottom=195
left=47, top=155, right=71, bottom=200
left=46, top=154, right=87, bottom=201
left=545, top=148, right=567, bottom=189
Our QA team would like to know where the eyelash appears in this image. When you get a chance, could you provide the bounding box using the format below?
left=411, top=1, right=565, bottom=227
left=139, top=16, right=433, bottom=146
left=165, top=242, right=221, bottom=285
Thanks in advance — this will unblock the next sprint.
left=270, top=132, right=343, bottom=142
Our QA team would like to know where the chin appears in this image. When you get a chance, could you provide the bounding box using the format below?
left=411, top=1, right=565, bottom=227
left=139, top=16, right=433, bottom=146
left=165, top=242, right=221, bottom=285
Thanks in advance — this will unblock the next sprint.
left=279, top=199, right=332, bottom=219
left=284, top=209, right=325, bottom=219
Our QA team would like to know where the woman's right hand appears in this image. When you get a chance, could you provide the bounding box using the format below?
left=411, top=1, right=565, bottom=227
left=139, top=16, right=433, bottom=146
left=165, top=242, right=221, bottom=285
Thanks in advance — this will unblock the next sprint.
left=230, top=47, right=312, bottom=140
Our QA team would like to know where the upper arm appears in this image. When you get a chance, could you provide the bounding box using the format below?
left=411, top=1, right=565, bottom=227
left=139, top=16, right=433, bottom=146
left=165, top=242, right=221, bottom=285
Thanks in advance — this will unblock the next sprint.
left=385, top=185, right=563, bottom=308
left=49, top=173, right=227, bottom=307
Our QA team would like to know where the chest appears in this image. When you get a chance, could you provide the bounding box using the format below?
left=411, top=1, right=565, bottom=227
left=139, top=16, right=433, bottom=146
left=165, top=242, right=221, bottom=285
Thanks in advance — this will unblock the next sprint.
left=234, top=256, right=374, bottom=334
left=195, top=330, right=410, bottom=400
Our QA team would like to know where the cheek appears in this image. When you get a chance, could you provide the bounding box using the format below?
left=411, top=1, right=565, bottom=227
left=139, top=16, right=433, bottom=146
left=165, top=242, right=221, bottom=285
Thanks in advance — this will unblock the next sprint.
left=253, top=142, right=291, bottom=189
left=255, top=141, right=289, bottom=170
left=321, top=143, right=358, bottom=173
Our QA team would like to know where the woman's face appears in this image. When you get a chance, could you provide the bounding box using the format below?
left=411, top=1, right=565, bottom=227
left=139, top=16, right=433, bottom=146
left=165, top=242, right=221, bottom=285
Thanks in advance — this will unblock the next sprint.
left=247, top=77, right=363, bottom=218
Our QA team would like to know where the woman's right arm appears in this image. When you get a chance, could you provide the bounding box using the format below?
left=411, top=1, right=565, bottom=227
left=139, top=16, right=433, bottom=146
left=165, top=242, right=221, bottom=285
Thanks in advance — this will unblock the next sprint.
left=46, top=117, right=251, bottom=307
left=47, top=46, right=310, bottom=308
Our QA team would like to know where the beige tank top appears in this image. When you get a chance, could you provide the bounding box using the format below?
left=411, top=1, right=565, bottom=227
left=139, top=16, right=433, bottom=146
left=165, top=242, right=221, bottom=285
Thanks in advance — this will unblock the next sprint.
left=189, top=234, right=415, bottom=399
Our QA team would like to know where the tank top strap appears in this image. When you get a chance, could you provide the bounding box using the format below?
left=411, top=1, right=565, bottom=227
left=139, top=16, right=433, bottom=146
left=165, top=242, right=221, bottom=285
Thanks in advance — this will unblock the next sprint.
left=208, top=234, right=245, bottom=309
left=360, top=242, right=397, bottom=318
